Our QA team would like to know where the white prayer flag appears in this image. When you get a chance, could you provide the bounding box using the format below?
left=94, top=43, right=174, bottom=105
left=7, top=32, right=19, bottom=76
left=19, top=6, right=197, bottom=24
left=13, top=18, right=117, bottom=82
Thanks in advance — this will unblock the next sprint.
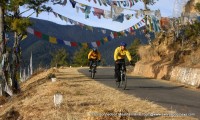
left=30, top=52, right=33, bottom=75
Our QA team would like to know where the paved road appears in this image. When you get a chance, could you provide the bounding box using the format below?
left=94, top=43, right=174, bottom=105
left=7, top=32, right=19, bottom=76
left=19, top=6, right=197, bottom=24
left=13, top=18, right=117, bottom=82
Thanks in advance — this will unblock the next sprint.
left=78, top=67, right=200, bottom=119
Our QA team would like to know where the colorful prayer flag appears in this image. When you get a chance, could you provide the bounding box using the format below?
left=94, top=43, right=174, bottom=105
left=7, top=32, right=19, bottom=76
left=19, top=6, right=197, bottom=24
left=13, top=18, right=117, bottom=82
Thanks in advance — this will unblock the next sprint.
left=34, top=31, right=42, bottom=38
left=96, top=41, right=101, bottom=46
left=103, top=37, right=108, bottom=42
left=70, top=42, right=77, bottom=47
left=57, top=39, right=65, bottom=45
left=49, top=36, right=57, bottom=44
left=42, top=34, right=49, bottom=41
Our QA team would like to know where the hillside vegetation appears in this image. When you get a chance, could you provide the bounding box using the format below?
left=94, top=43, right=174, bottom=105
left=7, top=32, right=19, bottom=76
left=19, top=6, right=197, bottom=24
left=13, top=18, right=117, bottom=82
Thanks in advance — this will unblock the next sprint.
left=138, top=25, right=200, bottom=68
left=134, top=19, right=200, bottom=82
left=136, top=0, right=200, bottom=69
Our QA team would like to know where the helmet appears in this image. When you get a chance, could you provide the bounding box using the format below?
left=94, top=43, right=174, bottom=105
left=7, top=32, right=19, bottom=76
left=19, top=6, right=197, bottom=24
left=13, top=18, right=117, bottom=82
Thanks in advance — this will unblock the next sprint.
left=120, top=41, right=127, bottom=47
left=92, top=48, right=97, bottom=52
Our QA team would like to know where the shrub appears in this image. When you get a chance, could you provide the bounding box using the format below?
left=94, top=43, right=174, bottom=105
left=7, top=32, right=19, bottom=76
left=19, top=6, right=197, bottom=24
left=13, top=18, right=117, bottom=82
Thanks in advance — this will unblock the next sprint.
left=47, top=73, right=56, bottom=79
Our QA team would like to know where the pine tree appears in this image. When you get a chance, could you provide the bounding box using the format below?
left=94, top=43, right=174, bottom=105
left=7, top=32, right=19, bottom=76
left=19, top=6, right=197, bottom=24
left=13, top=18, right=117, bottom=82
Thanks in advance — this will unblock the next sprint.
left=50, top=48, right=69, bottom=67
left=73, top=47, right=90, bottom=66
left=127, top=38, right=141, bottom=65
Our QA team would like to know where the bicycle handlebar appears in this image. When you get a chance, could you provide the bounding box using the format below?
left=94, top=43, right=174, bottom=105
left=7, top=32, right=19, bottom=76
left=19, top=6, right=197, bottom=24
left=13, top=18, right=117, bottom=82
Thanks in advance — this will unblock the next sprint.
left=116, top=61, right=129, bottom=65
left=90, top=59, right=100, bottom=62
left=116, top=61, right=134, bottom=66
left=116, top=61, right=125, bottom=64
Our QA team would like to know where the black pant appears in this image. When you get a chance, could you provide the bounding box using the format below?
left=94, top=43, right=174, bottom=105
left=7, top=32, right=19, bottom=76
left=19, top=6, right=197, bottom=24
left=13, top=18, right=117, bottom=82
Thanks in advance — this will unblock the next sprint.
left=89, top=60, right=97, bottom=69
left=115, top=59, right=126, bottom=80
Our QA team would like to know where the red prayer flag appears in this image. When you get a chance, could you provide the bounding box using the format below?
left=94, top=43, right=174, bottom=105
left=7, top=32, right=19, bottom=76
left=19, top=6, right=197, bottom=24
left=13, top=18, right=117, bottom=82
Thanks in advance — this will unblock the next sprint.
left=96, top=41, right=101, bottom=46
left=70, top=42, right=77, bottom=47
left=113, top=32, right=118, bottom=38
left=34, top=31, right=42, bottom=38
left=142, top=19, right=145, bottom=23
left=130, top=27, right=134, bottom=32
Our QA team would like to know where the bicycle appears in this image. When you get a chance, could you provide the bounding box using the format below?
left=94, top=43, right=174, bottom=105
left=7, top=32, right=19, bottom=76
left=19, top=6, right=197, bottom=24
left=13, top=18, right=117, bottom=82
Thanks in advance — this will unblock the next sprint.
left=115, top=61, right=127, bottom=90
left=89, top=60, right=98, bottom=79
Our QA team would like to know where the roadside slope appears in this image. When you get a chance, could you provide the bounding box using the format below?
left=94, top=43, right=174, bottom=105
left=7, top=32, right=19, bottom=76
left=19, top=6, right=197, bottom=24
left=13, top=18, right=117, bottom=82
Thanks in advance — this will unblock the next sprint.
left=133, top=31, right=200, bottom=88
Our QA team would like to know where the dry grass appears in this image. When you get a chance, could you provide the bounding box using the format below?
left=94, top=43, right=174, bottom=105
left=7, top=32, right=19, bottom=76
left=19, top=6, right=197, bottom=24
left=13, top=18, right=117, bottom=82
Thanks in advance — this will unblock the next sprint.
left=138, top=46, right=161, bottom=62
left=0, top=67, right=197, bottom=120
left=183, top=49, right=200, bottom=67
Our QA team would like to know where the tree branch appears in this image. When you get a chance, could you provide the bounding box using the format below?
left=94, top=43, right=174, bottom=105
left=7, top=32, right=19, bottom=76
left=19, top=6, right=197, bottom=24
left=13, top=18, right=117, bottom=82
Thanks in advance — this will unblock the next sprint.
left=20, top=8, right=32, bottom=15
left=27, top=12, right=35, bottom=18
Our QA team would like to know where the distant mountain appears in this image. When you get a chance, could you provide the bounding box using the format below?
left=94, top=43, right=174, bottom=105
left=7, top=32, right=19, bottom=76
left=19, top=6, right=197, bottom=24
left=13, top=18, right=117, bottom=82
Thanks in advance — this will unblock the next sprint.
left=8, top=18, right=151, bottom=69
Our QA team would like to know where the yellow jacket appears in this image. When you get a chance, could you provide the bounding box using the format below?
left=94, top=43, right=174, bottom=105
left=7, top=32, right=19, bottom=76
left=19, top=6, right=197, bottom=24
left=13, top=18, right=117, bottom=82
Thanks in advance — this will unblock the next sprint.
left=114, top=47, right=132, bottom=61
left=88, top=50, right=101, bottom=60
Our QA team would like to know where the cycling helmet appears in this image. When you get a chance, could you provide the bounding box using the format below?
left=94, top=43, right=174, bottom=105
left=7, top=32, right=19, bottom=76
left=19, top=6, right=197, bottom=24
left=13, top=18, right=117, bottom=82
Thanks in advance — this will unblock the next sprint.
left=120, top=41, right=127, bottom=47
left=92, top=48, right=97, bottom=52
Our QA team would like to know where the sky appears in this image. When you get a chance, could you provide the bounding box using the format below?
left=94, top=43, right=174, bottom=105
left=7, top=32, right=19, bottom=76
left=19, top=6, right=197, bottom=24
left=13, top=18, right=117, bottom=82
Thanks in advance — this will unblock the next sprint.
left=20, top=0, right=188, bottom=32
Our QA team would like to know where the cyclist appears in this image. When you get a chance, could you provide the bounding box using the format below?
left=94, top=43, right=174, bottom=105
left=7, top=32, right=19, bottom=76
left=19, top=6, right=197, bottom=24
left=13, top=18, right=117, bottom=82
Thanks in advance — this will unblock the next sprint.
left=88, top=48, right=101, bottom=72
left=114, top=41, right=132, bottom=82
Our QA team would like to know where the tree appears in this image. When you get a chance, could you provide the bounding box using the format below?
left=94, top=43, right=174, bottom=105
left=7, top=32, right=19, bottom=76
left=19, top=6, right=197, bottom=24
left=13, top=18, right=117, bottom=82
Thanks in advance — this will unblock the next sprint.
left=195, top=2, right=200, bottom=13
left=127, top=38, right=141, bottom=65
left=73, top=47, right=90, bottom=66
left=0, top=0, right=54, bottom=95
left=50, top=48, right=69, bottom=67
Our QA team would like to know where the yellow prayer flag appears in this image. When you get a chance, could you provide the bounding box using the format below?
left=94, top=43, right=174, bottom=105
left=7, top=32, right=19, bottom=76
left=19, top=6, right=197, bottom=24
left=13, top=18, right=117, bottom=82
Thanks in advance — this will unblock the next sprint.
left=82, top=43, right=88, bottom=48
left=49, top=36, right=57, bottom=44
left=79, top=3, right=86, bottom=7
left=135, top=24, right=138, bottom=29
left=120, top=32, right=125, bottom=36
left=103, top=37, right=108, bottom=42
left=22, top=35, right=27, bottom=40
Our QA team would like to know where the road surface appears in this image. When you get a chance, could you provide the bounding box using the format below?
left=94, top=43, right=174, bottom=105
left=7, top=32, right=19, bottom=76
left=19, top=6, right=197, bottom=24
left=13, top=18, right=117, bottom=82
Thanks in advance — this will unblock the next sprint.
left=78, top=67, right=200, bottom=119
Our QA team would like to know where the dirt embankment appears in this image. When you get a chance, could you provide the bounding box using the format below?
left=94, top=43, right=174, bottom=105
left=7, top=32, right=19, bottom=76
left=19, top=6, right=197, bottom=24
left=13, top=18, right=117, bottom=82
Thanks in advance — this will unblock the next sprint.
left=132, top=31, right=200, bottom=88
left=0, top=67, right=197, bottom=120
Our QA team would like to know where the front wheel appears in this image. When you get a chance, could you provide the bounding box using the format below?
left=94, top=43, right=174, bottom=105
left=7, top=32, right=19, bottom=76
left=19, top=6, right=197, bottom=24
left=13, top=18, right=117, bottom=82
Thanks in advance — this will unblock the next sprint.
left=116, top=80, right=120, bottom=88
left=121, top=73, right=127, bottom=90
left=91, top=68, right=96, bottom=79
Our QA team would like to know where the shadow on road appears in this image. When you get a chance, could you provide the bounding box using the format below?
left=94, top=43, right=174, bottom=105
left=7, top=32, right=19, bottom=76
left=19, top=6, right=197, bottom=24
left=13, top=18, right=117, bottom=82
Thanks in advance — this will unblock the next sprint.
left=156, top=101, right=200, bottom=109
left=126, top=85, right=185, bottom=90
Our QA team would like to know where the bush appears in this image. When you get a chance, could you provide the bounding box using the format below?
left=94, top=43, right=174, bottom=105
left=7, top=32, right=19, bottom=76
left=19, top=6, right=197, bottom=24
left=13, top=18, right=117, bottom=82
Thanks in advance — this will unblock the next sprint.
left=72, top=47, right=90, bottom=66
left=127, top=38, right=141, bottom=64
left=46, top=73, right=56, bottom=79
